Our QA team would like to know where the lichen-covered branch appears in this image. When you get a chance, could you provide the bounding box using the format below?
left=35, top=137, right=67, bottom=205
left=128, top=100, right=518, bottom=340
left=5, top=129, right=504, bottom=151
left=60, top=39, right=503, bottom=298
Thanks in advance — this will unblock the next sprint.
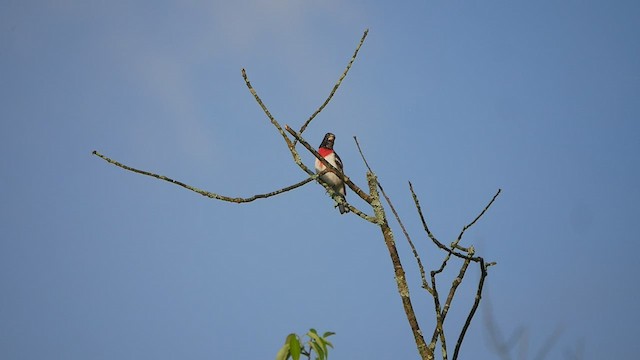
left=354, top=136, right=429, bottom=291
left=367, top=172, right=433, bottom=360
left=241, top=68, right=294, bottom=149
left=429, top=269, right=447, bottom=358
left=92, top=150, right=318, bottom=203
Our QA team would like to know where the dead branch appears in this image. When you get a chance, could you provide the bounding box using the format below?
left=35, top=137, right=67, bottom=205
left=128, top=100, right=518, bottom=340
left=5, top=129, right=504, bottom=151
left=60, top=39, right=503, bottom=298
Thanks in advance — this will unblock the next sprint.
left=242, top=68, right=295, bottom=150
left=454, top=188, right=502, bottom=248
left=367, top=171, right=432, bottom=360
left=353, top=136, right=430, bottom=292
left=297, top=29, right=369, bottom=139
left=407, top=183, right=500, bottom=360
left=409, top=183, right=491, bottom=262
left=452, top=259, right=488, bottom=360
left=92, top=150, right=322, bottom=203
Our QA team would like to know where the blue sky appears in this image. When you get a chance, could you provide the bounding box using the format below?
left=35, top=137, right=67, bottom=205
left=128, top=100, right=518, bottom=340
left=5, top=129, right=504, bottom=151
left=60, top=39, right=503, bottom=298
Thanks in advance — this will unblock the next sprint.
left=1, top=1, right=639, bottom=359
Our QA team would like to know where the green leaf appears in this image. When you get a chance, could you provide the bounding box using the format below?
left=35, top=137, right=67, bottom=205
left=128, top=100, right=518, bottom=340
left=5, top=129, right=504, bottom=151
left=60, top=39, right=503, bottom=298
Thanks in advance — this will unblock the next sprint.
left=275, top=343, right=290, bottom=360
left=321, top=331, right=335, bottom=350
left=319, top=337, right=332, bottom=357
left=288, top=335, right=301, bottom=360
left=307, top=330, right=328, bottom=357
left=307, top=330, right=322, bottom=344
left=309, top=340, right=325, bottom=360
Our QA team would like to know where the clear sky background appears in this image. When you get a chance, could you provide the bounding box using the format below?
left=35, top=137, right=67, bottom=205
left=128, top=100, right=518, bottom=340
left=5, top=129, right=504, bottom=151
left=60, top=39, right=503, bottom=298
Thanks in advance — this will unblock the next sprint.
left=1, top=1, right=639, bottom=359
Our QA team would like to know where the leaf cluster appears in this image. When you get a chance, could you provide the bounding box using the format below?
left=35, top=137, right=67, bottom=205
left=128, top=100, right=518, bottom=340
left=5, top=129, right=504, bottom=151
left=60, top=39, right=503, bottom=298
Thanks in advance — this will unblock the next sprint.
left=275, top=329, right=335, bottom=360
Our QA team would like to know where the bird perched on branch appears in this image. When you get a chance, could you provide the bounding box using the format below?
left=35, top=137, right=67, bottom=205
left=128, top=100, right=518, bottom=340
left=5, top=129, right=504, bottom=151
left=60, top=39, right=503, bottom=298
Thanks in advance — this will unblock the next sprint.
left=315, top=133, right=349, bottom=214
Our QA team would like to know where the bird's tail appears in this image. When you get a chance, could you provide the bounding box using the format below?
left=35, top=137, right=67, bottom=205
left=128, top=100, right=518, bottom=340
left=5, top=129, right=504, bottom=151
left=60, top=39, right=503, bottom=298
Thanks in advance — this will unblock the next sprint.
left=338, top=198, right=349, bottom=214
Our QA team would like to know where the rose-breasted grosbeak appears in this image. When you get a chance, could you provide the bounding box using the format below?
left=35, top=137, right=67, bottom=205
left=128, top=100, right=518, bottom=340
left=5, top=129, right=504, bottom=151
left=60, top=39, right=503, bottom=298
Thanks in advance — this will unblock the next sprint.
left=315, top=132, right=349, bottom=214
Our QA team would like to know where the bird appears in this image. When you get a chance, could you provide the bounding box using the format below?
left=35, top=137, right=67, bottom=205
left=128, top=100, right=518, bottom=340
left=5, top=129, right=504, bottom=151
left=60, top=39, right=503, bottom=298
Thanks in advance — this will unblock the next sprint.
left=315, top=132, right=349, bottom=214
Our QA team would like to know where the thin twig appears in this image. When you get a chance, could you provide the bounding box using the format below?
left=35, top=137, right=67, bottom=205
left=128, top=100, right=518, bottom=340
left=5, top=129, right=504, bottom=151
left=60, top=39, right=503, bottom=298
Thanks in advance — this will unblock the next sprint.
left=441, top=259, right=472, bottom=324
left=297, top=29, right=369, bottom=139
left=452, top=259, right=488, bottom=360
left=344, top=202, right=378, bottom=224
left=429, top=270, right=447, bottom=359
left=433, top=253, right=451, bottom=276
left=352, top=136, right=374, bottom=171
left=92, top=150, right=317, bottom=203
left=455, top=188, right=502, bottom=246
left=242, top=68, right=294, bottom=149
left=242, top=69, right=329, bottom=180
left=354, top=136, right=429, bottom=291
left=430, top=258, right=472, bottom=347
left=427, top=251, right=454, bottom=353
left=409, top=182, right=481, bottom=261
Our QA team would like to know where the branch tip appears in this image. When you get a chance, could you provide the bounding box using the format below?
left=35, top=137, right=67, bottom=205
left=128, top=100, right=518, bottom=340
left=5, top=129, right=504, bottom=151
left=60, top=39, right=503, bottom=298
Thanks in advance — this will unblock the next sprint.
left=296, top=28, right=369, bottom=137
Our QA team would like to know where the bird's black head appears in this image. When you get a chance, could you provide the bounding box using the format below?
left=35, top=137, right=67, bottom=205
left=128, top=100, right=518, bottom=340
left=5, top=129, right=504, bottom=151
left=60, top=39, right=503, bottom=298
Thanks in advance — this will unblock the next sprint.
left=320, top=132, right=335, bottom=149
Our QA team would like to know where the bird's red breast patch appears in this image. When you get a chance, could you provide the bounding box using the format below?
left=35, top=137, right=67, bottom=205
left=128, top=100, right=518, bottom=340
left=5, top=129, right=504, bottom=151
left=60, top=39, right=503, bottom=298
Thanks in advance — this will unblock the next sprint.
left=318, top=147, right=333, bottom=157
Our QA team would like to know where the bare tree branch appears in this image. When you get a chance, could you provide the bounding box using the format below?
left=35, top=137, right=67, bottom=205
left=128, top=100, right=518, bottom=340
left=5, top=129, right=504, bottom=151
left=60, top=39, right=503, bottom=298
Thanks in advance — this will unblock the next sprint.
left=409, top=182, right=487, bottom=262
left=408, top=184, right=502, bottom=359
left=241, top=68, right=294, bottom=149
left=428, top=257, right=473, bottom=358
left=92, top=150, right=318, bottom=203
left=452, top=259, right=488, bottom=360
left=353, top=136, right=430, bottom=292
left=429, top=270, right=447, bottom=359
left=352, top=136, right=374, bottom=171
left=454, top=188, right=502, bottom=248
left=297, top=29, right=369, bottom=139
left=367, top=171, right=432, bottom=360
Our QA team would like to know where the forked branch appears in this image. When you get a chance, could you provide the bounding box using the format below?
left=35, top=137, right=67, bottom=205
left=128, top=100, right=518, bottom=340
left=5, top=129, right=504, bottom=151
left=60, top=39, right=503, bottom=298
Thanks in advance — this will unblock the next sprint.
left=408, top=184, right=500, bottom=360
